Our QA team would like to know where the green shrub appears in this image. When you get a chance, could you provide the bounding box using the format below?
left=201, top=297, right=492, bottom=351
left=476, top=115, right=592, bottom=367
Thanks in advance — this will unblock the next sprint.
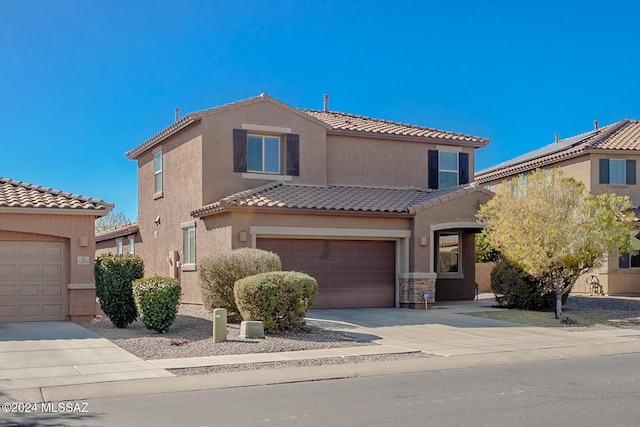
left=94, top=254, right=144, bottom=328
left=234, top=271, right=317, bottom=333
left=132, top=276, right=181, bottom=333
left=198, top=248, right=281, bottom=319
left=491, top=258, right=567, bottom=311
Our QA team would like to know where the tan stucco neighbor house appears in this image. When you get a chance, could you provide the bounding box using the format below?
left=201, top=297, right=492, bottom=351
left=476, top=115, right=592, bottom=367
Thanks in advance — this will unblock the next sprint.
left=102, top=93, right=492, bottom=309
left=476, top=119, right=640, bottom=296
left=0, top=177, right=113, bottom=321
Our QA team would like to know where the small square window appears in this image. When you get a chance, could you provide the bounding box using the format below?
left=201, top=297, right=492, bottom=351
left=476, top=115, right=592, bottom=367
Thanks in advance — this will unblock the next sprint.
left=609, top=159, right=625, bottom=185
left=247, top=135, right=280, bottom=174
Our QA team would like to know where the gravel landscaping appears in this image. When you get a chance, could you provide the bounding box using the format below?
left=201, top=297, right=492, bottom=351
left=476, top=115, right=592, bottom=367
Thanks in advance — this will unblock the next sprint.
left=78, top=304, right=375, bottom=360
left=78, top=304, right=437, bottom=375
left=467, top=295, right=640, bottom=330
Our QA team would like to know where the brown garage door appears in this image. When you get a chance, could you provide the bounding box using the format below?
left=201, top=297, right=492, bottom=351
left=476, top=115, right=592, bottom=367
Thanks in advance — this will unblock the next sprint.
left=257, top=238, right=396, bottom=309
left=0, top=242, right=66, bottom=322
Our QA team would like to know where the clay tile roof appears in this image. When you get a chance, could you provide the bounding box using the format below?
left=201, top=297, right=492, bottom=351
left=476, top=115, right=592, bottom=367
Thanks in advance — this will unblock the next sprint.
left=303, top=110, right=489, bottom=146
left=190, top=182, right=491, bottom=218
left=126, top=93, right=490, bottom=159
left=476, top=119, right=640, bottom=183
left=0, top=177, right=113, bottom=214
left=95, top=222, right=139, bottom=242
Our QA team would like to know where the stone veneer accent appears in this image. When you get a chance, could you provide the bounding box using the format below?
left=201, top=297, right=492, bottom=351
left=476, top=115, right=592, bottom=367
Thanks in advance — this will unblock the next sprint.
left=399, top=273, right=437, bottom=309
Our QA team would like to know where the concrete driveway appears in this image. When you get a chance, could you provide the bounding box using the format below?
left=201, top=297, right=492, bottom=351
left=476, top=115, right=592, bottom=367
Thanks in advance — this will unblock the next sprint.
left=0, top=321, right=173, bottom=391
left=306, top=299, right=640, bottom=357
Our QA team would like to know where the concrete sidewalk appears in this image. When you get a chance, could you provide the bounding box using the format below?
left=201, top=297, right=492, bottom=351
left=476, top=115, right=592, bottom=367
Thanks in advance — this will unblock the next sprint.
left=3, top=298, right=640, bottom=403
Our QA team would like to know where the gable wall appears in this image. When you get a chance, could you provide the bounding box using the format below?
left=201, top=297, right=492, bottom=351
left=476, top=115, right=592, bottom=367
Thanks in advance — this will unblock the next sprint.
left=200, top=101, right=328, bottom=205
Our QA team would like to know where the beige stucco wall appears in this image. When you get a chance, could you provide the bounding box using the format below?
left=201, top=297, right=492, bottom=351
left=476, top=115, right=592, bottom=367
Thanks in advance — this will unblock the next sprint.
left=589, top=153, right=640, bottom=206
left=327, top=134, right=475, bottom=188
left=0, top=212, right=97, bottom=320
left=136, top=123, right=204, bottom=281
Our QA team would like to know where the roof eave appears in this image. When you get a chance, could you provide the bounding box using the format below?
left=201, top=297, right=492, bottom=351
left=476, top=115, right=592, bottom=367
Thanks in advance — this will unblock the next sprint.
left=0, top=206, right=113, bottom=216
left=326, top=129, right=488, bottom=148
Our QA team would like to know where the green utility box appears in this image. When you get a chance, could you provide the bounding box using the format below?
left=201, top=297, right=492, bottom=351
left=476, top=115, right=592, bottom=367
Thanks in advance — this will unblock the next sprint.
left=240, top=321, right=265, bottom=339
left=212, top=308, right=227, bottom=343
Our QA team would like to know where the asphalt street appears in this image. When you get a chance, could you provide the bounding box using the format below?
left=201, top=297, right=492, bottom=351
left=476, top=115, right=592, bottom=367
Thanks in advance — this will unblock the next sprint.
left=4, top=353, right=640, bottom=427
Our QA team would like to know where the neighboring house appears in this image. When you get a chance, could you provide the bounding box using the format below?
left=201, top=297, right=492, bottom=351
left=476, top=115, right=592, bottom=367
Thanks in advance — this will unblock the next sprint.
left=101, top=93, right=492, bottom=309
left=0, top=177, right=113, bottom=321
left=96, top=222, right=139, bottom=257
left=476, top=119, right=640, bottom=296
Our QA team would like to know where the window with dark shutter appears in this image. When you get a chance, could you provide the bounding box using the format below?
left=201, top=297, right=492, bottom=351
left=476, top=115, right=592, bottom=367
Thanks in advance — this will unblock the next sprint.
left=459, top=152, right=469, bottom=185
left=626, top=160, right=636, bottom=185
left=233, top=129, right=247, bottom=172
left=286, top=133, right=300, bottom=176
left=599, top=159, right=609, bottom=184
left=428, top=150, right=439, bottom=189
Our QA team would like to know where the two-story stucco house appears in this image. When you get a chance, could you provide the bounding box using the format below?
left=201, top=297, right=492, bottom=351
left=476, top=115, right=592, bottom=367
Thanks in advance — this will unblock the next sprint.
left=476, top=119, right=640, bottom=296
left=100, top=93, right=492, bottom=309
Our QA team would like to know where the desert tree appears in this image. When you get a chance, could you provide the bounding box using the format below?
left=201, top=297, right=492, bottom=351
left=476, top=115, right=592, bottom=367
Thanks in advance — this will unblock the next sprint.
left=477, top=168, right=633, bottom=319
left=95, top=210, right=131, bottom=233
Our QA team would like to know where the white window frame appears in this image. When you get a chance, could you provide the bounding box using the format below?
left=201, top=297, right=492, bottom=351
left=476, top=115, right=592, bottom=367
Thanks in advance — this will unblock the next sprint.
left=439, top=151, right=459, bottom=189
left=247, top=134, right=280, bottom=174
left=129, top=237, right=135, bottom=255
left=153, top=149, right=163, bottom=197
left=182, top=225, right=196, bottom=268
left=116, top=240, right=123, bottom=255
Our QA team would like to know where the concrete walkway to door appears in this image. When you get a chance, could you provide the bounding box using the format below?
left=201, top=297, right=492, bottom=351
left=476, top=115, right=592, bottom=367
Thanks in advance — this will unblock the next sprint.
left=0, top=321, right=173, bottom=392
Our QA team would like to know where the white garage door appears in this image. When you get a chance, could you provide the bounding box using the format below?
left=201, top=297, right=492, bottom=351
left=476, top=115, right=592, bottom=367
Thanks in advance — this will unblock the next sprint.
left=0, top=241, right=66, bottom=322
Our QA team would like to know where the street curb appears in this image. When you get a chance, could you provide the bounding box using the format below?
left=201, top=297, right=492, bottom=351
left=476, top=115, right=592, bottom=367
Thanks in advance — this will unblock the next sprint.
left=4, top=343, right=640, bottom=403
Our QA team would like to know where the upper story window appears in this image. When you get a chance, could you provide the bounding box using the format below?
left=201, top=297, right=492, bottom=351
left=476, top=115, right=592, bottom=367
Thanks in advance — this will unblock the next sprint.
left=233, top=129, right=299, bottom=176
left=153, top=149, right=163, bottom=195
left=247, top=135, right=280, bottom=173
left=439, top=151, right=459, bottom=189
left=600, top=159, right=636, bottom=185
left=428, top=149, right=469, bottom=190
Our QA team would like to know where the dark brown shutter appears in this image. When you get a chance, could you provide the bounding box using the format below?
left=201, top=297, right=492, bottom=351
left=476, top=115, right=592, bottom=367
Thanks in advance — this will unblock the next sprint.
left=428, top=150, right=439, bottom=189
left=599, top=159, right=609, bottom=184
left=233, top=129, right=247, bottom=172
left=626, top=160, right=636, bottom=185
left=459, top=152, right=469, bottom=185
left=286, top=133, right=300, bottom=176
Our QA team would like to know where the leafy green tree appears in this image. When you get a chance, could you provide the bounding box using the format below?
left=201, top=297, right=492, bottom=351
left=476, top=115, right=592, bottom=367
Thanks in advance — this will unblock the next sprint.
left=477, top=169, right=633, bottom=319
left=95, top=210, right=131, bottom=233
left=475, top=231, right=500, bottom=263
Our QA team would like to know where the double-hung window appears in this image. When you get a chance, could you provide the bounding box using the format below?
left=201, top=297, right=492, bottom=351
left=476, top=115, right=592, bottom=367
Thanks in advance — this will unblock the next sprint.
left=153, top=149, right=163, bottom=195
left=182, top=226, right=196, bottom=265
left=439, top=152, right=459, bottom=189
left=599, top=159, right=636, bottom=185
left=247, top=135, right=280, bottom=173
left=428, top=149, right=469, bottom=190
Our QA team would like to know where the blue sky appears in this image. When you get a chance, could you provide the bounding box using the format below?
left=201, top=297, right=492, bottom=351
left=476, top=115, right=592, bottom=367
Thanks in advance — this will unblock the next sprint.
left=2, top=0, right=639, bottom=220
